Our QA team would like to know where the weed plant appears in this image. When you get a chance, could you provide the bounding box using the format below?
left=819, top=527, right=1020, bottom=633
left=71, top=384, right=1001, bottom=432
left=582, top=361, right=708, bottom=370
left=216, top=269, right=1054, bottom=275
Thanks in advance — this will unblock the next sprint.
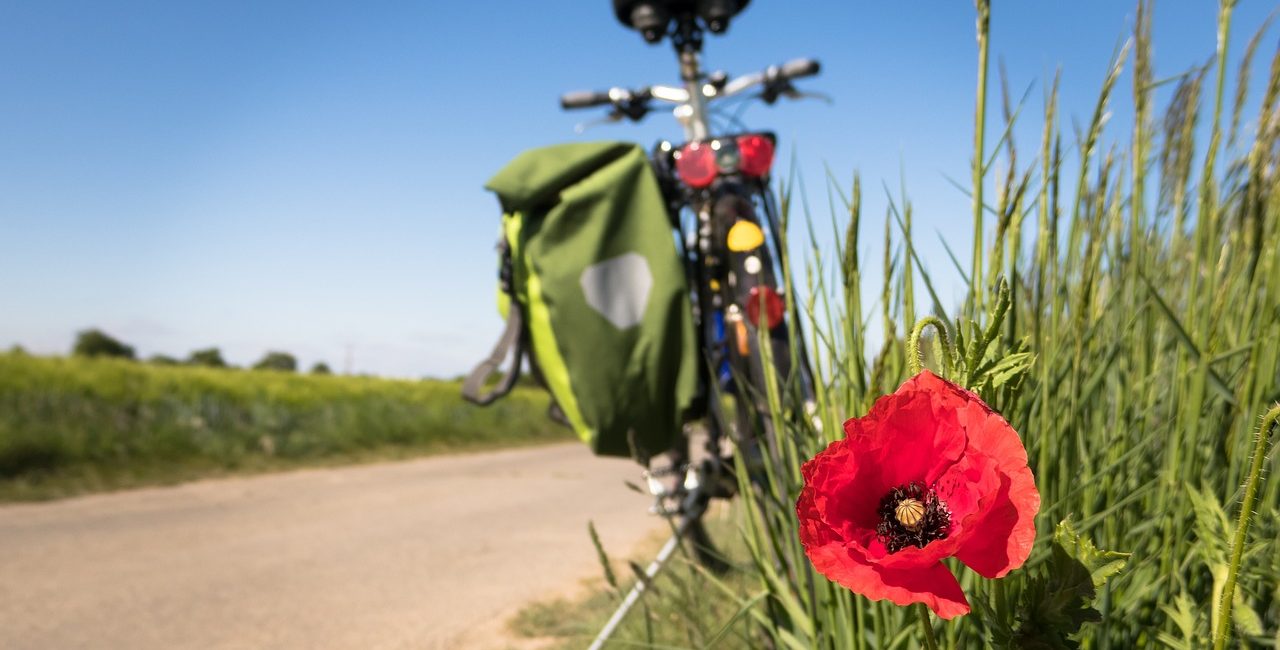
left=599, top=0, right=1280, bottom=647
left=0, top=352, right=567, bottom=500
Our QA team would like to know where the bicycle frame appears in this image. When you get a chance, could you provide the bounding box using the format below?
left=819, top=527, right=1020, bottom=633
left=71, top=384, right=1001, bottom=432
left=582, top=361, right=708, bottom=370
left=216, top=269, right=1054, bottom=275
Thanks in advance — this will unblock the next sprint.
left=572, top=11, right=821, bottom=649
left=561, top=11, right=821, bottom=502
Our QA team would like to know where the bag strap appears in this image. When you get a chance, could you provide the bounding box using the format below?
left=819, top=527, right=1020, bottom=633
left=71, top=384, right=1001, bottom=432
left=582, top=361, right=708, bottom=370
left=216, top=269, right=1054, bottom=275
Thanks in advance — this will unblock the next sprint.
left=461, top=301, right=525, bottom=405
left=462, top=237, right=525, bottom=405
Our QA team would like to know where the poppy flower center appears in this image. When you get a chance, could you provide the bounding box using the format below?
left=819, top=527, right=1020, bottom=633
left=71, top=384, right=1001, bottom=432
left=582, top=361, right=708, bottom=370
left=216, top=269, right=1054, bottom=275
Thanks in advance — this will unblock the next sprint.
left=875, top=481, right=951, bottom=553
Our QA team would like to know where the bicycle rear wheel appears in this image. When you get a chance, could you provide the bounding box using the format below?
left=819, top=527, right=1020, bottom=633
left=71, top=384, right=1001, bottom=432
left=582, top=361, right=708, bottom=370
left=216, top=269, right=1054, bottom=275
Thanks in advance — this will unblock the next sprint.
left=710, top=186, right=814, bottom=461
left=661, top=179, right=813, bottom=571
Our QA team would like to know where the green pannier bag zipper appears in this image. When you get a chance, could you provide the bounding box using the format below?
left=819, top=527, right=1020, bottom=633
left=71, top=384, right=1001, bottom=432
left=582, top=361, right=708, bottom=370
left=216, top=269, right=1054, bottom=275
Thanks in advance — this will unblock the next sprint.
left=462, top=141, right=698, bottom=461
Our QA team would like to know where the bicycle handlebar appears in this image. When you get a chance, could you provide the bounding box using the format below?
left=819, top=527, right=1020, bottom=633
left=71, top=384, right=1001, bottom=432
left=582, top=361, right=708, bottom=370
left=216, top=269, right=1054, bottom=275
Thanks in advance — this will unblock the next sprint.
left=778, top=57, right=820, bottom=80
left=560, top=57, right=821, bottom=113
left=723, top=57, right=820, bottom=96
left=561, top=90, right=613, bottom=110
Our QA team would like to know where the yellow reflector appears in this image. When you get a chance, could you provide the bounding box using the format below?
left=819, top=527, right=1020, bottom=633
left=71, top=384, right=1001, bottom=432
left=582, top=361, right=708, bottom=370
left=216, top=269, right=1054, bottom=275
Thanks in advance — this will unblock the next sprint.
left=727, top=220, right=765, bottom=252
left=735, top=319, right=750, bottom=356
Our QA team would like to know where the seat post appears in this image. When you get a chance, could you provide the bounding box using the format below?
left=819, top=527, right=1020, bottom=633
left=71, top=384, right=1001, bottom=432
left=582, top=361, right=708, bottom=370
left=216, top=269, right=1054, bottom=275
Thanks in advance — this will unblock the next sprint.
left=671, top=15, right=709, bottom=142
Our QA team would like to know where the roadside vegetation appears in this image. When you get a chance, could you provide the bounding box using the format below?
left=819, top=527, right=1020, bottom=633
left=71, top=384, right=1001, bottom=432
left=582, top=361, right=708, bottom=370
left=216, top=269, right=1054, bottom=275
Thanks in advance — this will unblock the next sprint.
left=0, top=350, right=568, bottom=501
left=511, top=508, right=758, bottom=649
left=553, top=0, right=1280, bottom=647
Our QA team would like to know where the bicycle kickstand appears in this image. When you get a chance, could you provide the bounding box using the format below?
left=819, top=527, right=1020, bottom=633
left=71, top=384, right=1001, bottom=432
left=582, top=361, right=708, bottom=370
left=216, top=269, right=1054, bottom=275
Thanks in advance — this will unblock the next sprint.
left=586, top=514, right=696, bottom=650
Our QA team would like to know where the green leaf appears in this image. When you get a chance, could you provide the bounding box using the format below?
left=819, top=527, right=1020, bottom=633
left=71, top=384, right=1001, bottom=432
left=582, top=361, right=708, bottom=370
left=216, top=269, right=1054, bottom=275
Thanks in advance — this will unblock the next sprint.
left=1155, top=592, right=1203, bottom=650
left=989, top=519, right=1130, bottom=649
left=1138, top=272, right=1238, bottom=405
left=587, top=520, right=620, bottom=596
left=1230, top=589, right=1264, bottom=637
left=627, top=560, right=659, bottom=596
left=977, top=351, right=1036, bottom=390
left=702, top=591, right=768, bottom=648
left=1053, top=517, right=1131, bottom=590
left=1186, top=484, right=1232, bottom=565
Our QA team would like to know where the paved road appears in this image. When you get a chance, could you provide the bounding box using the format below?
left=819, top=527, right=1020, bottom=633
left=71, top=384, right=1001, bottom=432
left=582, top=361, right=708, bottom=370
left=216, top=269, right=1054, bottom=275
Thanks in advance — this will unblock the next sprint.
left=0, top=443, right=661, bottom=649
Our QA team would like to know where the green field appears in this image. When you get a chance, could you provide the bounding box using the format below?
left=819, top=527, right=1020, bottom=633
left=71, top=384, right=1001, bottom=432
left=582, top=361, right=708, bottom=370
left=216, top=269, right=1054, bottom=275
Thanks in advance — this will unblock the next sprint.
left=0, top=352, right=569, bottom=500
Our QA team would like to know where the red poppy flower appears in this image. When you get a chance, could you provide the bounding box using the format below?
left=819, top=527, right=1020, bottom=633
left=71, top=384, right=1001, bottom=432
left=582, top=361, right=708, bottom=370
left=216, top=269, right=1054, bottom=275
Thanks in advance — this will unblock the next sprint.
left=796, top=370, right=1039, bottom=619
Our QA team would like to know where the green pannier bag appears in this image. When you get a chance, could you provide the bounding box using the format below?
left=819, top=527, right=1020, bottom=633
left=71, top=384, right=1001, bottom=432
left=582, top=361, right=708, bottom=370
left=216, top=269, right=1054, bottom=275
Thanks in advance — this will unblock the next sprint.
left=462, top=141, right=698, bottom=461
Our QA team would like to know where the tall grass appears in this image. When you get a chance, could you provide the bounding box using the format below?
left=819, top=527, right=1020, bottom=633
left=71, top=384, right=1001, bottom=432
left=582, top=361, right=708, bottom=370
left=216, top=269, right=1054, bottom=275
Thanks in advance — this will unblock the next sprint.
left=621, top=0, right=1280, bottom=647
left=0, top=352, right=567, bottom=500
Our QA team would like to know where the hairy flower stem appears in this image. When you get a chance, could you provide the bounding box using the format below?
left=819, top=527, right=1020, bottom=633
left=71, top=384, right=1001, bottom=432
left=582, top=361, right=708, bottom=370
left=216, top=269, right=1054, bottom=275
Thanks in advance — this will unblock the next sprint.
left=1212, top=403, right=1280, bottom=650
left=917, top=603, right=939, bottom=650
left=907, top=317, right=954, bottom=377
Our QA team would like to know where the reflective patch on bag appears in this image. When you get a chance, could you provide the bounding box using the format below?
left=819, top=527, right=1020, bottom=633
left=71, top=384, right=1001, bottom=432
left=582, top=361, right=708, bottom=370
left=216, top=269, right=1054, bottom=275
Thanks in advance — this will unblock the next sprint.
left=580, top=252, right=652, bottom=329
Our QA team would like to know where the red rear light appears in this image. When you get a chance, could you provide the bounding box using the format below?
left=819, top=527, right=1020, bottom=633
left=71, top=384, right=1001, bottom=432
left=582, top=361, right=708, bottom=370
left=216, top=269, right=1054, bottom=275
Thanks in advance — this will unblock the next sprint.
left=675, top=141, right=717, bottom=188
left=737, top=134, right=775, bottom=178
left=745, top=285, right=785, bottom=330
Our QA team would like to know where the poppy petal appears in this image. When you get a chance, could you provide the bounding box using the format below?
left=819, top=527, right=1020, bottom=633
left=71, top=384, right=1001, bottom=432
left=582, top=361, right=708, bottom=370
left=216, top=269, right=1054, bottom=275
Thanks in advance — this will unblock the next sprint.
left=844, top=373, right=966, bottom=492
left=953, top=407, right=1039, bottom=577
left=801, top=530, right=970, bottom=620
left=803, top=438, right=884, bottom=538
left=797, top=370, right=1040, bottom=619
left=871, top=560, right=971, bottom=620
left=955, top=463, right=1039, bottom=578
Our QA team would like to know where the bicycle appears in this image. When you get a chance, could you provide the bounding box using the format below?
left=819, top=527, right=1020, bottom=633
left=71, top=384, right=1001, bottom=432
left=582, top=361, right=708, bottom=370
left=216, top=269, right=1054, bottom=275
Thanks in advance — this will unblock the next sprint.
left=565, top=2, right=823, bottom=645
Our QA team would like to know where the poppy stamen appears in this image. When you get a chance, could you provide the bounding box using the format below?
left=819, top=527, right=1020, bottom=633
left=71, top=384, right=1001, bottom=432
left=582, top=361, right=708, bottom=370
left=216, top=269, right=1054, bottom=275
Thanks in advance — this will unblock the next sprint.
left=876, top=481, right=951, bottom=553
left=895, top=498, right=926, bottom=529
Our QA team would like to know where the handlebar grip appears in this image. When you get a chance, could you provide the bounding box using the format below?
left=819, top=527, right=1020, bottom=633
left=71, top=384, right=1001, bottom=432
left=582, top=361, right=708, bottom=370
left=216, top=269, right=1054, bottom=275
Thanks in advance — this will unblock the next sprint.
left=560, top=90, right=613, bottom=110
left=779, top=58, right=820, bottom=80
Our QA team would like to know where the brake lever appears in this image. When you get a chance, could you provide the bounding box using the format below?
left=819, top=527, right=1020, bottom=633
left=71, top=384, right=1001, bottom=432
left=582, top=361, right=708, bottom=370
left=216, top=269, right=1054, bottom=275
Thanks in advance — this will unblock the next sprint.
left=616, top=99, right=652, bottom=122
left=760, top=79, right=794, bottom=105
left=574, top=110, right=625, bottom=134
left=706, top=70, right=729, bottom=93
left=782, top=89, right=833, bottom=105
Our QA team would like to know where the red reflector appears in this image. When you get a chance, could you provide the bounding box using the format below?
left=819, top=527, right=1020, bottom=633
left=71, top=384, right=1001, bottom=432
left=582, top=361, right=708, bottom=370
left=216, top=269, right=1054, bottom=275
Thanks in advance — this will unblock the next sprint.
left=745, top=285, right=785, bottom=330
left=675, top=141, right=717, bottom=188
left=737, top=134, right=775, bottom=178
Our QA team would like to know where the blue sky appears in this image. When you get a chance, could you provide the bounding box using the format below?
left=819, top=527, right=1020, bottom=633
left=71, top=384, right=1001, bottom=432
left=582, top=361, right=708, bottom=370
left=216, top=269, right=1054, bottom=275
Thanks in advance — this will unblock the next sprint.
left=1, top=1, right=1274, bottom=377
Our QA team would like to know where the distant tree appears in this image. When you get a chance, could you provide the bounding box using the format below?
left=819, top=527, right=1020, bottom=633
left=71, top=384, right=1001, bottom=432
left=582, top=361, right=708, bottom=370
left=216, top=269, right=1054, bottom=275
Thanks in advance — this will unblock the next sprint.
left=148, top=354, right=180, bottom=365
left=187, top=347, right=228, bottom=368
left=72, top=329, right=136, bottom=360
left=253, top=351, right=297, bottom=372
left=310, top=362, right=332, bottom=375
left=7, top=344, right=27, bottom=356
